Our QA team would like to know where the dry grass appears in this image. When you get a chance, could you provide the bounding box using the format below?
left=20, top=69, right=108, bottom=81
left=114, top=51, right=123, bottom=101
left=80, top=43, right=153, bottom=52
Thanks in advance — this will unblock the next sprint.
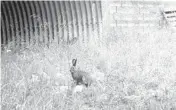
left=1, top=26, right=176, bottom=110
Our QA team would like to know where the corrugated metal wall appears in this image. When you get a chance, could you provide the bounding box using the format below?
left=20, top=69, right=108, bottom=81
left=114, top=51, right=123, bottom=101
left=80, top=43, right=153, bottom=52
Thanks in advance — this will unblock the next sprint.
left=1, top=1, right=102, bottom=49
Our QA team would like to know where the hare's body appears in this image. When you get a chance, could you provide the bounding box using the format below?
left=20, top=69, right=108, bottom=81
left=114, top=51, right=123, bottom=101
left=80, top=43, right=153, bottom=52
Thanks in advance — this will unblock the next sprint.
left=70, top=59, right=92, bottom=87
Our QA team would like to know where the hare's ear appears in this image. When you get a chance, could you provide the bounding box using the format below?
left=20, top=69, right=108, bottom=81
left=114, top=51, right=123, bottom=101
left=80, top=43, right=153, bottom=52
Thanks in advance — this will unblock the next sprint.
left=72, top=59, right=77, bottom=66
left=74, top=59, right=77, bottom=66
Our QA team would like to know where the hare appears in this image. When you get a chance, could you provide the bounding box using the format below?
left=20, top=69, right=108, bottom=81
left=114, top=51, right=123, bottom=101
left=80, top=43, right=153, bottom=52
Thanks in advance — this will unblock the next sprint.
left=70, top=59, right=92, bottom=87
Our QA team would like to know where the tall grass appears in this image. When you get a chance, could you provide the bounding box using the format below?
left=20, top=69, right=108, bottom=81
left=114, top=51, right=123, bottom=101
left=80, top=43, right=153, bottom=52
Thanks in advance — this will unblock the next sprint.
left=1, top=25, right=176, bottom=110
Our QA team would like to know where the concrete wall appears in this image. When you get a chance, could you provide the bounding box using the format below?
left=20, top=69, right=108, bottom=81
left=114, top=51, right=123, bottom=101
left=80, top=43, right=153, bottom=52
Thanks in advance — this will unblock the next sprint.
left=102, top=1, right=176, bottom=33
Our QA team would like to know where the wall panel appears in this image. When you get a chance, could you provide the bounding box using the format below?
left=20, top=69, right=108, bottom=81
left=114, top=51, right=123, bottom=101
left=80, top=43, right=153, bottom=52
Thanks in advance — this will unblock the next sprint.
left=1, top=1, right=103, bottom=49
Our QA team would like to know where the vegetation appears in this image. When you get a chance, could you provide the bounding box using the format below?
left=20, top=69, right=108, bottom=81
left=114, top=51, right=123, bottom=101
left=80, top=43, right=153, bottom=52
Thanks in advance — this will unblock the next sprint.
left=1, top=25, right=176, bottom=110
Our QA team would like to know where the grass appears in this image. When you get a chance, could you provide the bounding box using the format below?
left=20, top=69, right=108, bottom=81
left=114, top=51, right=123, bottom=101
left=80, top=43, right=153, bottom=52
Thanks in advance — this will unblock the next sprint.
left=1, top=26, right=176, bottom=110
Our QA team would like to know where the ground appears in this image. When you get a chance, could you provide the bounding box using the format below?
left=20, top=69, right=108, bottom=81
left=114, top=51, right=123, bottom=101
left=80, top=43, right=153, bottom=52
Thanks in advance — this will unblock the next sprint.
left=1, top=26, right=176, bottom=110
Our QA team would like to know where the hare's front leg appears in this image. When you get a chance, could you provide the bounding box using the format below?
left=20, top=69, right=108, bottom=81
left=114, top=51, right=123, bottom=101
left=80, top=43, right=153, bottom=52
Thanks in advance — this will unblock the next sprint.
left=76, top=78, right=83, bottom=85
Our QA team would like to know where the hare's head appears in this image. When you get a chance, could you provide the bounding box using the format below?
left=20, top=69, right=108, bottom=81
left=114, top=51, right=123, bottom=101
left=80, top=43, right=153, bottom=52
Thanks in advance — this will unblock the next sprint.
left=70, top=66, right=75, bottom=73
left=70, top=59, right=77, bottom=73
